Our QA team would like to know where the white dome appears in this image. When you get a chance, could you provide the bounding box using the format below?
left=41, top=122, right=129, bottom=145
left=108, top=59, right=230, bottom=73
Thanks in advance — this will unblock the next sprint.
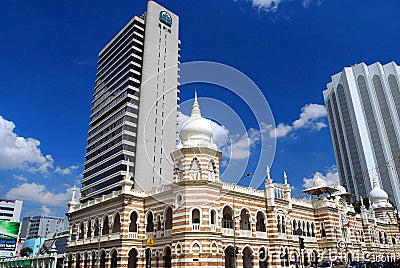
left=369, top=187, right=389, bottom=200
left=179, top=92, right=217, bottom=150
left=313, top=174, right=326, bottom=188
left=368, top=180, right=392, bottom=209
left=336, top=185, right=347, bottom=193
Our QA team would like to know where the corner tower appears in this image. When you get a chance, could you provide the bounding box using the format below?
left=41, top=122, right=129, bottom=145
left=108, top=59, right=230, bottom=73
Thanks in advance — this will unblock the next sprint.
left=171, top=93, right=222, bottom=183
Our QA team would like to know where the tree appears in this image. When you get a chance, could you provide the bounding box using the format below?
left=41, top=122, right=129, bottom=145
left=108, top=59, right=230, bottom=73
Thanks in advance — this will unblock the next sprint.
left=20, top=247, right=33, bottom=257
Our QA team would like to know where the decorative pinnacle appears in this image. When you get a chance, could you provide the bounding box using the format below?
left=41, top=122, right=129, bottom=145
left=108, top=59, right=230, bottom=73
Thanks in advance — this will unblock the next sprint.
left=284, top=171, right=288, bottom=184
left=191, top=90, right=201, bottom=117
left=70, top=185, right=76, bottom=201
left=360, top=196, right=365, bottom=207
left=125, top=159, right=131, bottom=180
left=266, top=166, right=271, bottom=182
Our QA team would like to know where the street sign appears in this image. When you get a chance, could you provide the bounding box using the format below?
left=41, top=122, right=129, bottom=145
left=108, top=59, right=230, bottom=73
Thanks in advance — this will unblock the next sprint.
left=146, top=237, right=154, bottom=246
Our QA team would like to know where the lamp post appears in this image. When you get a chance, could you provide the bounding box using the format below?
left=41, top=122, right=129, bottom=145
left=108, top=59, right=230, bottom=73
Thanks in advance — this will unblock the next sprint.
left=233, top=173, right=253, bottom=268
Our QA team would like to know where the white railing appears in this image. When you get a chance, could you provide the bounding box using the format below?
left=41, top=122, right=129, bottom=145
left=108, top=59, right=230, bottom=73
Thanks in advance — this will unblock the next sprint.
left=210, top=225, right=217, bottom=232
left=222, top=228, right=234, bottom=236
left=128, top=232, right=138, bottom=239
left=110, top=233, right=120, bottom=240
left=256, top=231, right=267, bottom=238
left=192, top=224, right=200, bottom=231
left=145, top=232, right=154, bottom=239
left=164, top=229, right=172, bottom=237
left=277, top=233, right=287, bottom=239
left=240, top=230, right=252, bottom=237
left=156, top=231, right=163, bottom=237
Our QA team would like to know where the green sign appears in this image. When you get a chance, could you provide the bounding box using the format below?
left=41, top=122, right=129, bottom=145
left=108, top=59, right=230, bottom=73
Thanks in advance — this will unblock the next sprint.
left=0, top=221, right=20, bottom=251
left=159, top=11, right=172, bottom=27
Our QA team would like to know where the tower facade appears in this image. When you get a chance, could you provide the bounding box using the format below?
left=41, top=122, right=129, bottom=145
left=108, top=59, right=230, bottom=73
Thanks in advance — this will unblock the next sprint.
left=81, top=1, right=180, bottom=202
left=323, top=61, right=400, bottom=209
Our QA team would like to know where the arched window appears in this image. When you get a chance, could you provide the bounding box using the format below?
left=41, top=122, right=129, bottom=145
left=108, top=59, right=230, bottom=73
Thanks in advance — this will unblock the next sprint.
left=321, top=223, right=326, bottom=237
left=110, top=250, right=117, bottom=268
left=146, top=212, right=154, bottom=233
left=208, top=161, right=216, bottom=182
left=156, top=215, right=162, bottom=231
left=93, top=219, right=99, bottom=237
left=379, top=231, right=383, bottom=244
left=282, top=216, right=286, bottom=233
left=79, top=222, right=84, bottom=240
left=292, top=219, right=297, bottom=235
left=102, top=216, right=109, bottom=236
left=384, top=232, right=388, bottom=244
left=112, top=213, right=121, bottom=233
left=128, top=248, right=138, bottom=268
left=256, top=211, right=266, bottom=232
left=306, top=222, right=310, bottom=237
left=311, top=223, right=315, bottom=237
left=189, top=158, right=201, bottom=180
left=176, top=161, right=184, bottom=182
left=87, top=219, right=92, bottom=238
left=165, top=207, right=173, bottom=230
left=192, top=209, right=201, bottom=226
left=84, top=252, right=88, bottom=268
left=222, top=206, right=233, bottom=229
left=240, top=209, right=251, bottom=230
left=277, top=216, right=281, bottom=233
left=210, top=209, right=217, bottom=225
left=129, top=211, right=138, bottom=232
left=164, top=247, right=171, bottom=268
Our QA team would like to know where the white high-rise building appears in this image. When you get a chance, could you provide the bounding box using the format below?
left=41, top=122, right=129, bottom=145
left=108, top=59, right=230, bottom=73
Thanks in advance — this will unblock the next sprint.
left=81, top=1, right=180, bottom=202
left=0, top=199, right=22, bottom=222
left=323, top=61, right=400, bottom=209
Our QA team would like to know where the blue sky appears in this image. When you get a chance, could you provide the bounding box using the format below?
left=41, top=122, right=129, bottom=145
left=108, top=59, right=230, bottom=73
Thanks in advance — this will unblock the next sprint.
left=0, top=0, right=399, bottom=217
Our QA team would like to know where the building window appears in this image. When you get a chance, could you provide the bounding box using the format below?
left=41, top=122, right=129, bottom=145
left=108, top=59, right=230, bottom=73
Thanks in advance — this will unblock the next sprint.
left=240, top=209, right=251, bottom=230
left=256, top=211, right=266, bottom=232
left=222, top=206, right=233, bottom=229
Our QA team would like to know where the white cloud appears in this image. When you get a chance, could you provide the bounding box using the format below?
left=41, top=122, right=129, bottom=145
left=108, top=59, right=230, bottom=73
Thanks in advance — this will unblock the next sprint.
left=0, top=115, right=54, bottom=173
left=247, top=0, right=322, bottom=13
left=6, top=183, right=79, bottom=207
left=13, top=175, right=28, bottom=182
left=55, top=165, right=79, bottom=175
left=269, top=103, right=327, bottom=138
left=41, top=205, right=52, bottom=215
left=302, top=170, right=340, bottom=189
left=251, top=0, right=282, bottom=12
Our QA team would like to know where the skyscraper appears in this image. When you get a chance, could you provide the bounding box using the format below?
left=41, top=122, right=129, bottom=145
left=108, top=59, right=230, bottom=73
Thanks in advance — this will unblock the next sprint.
left=81, top=1, right=180, bottom=202
left=323, top=61, right=400, bottom=209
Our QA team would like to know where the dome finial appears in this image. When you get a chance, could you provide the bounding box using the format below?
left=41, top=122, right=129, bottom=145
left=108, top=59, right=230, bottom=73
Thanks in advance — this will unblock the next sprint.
left=372, top=177, right=379, bottom=188
left=191, top=90, right=201, bottom=117
left=284, top=171, right=288, bottom=184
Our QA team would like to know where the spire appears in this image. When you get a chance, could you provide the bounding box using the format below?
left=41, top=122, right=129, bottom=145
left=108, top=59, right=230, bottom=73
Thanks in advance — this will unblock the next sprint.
left=191, top=90, right=201, bottom=117
left=70, top=185, right=76, bottom=202
left=125, top=159, right=132, bottom=180
left=266, top=166, right=271, bottom=181
left=284, top=171, right=288, bottom=185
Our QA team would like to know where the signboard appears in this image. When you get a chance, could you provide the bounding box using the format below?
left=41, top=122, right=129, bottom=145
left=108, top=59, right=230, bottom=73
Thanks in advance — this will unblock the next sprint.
left=0, top=221, right=20, bottom=251
left=146, top=237, right=154, bottom=246
left=159, top=11, right=172, bottom=27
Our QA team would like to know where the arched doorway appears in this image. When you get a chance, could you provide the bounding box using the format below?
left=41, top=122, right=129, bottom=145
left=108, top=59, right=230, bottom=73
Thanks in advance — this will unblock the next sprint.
left=76, top=253, right=81, bottom=268
left=145, top=248, right=152, bottom=268
left=224, top=246, right=234, bottom=268
left=110, top=250, right=117, bottom=268
left=164, top=247, right=172, bottom=268
left=100, top=251, right=106, bottom=268
left=128, top=248, right=138, bottom=268
left=243, top=247, right=253, bottom=268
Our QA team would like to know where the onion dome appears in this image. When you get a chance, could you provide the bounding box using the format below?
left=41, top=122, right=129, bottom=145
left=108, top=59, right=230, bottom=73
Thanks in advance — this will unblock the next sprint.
left=179, top=92, right=217, bottom=150
left=369, top=178, right=392, bottom=209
